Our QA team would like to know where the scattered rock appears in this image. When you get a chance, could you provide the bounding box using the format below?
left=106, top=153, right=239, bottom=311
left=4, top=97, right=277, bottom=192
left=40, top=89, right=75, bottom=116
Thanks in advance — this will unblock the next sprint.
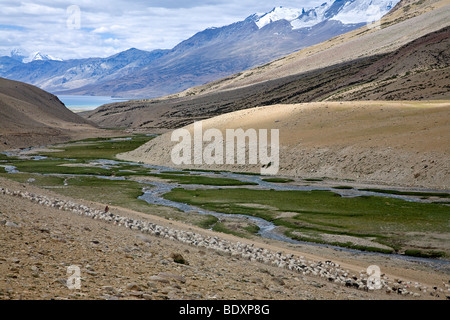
left=170, top=253, right=188, bottom=265
left=5, top=221, right=20, bottom=228
left=158, top=272, right=186, bottom=284
left=272, top=277, right=285, bottom=286
left=126, top=283, right=142, bottom=291
left=149, top=276, right=170, bottom=284
left=102, top=286, right=116, bottom=294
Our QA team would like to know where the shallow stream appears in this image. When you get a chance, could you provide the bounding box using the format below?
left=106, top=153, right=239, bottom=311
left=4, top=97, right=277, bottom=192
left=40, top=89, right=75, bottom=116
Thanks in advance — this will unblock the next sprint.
left=2, top=150, right=449, bottom=268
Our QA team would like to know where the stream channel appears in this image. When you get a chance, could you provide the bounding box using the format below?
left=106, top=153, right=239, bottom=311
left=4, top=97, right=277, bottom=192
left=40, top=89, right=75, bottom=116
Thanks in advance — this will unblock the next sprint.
left=1, top=150, right=449, bottom=269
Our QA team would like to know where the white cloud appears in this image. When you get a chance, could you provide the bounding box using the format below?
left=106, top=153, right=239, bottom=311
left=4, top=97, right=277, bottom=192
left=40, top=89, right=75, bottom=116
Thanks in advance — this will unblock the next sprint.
left=0, top=0, right=324, bottom=59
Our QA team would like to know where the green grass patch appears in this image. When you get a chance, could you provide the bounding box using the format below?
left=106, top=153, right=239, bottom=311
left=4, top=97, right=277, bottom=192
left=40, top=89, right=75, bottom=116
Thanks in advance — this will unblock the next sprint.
left=39, top=134, right=153, bottom=161
left=159, top=171, right=189, bottom=175
left=7, top=158, right=153, bottom=177
left=333, top=186, right=354, bottom=190
left=262, top=178, right=295, bottom=183
left=52, top=176, right=195, bottom=223
left=360, top=188, right=450, bottom=198
left=244, top=224, right=260, bottom=235
left=59, top=176, right=147, bottom=209
left=232, top=171, right=261, bottom=176
left=112, top=164, right=153, bottom=177
left=0, top=172, right=66, bottom=187
left=182, top=168, right=260, bottom=176
left=0, top=153, right=16, bottom=161
left=149, top=173, right=258, bottom=186
left=163, top=188, right=450, bottom=254
left=404, top=249, right=446, bottom=259
left=196, top=215, right=219, bottom=229
left=182, top=168, right=223, bottom=174
left=12, top=159, right=113, bottom=176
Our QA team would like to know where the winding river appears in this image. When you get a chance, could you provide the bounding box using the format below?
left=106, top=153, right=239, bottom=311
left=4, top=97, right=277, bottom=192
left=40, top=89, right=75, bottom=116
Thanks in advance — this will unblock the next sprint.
left=2, top=151, right=449, bottom=268
left=131, top=165, right=450, bottom=268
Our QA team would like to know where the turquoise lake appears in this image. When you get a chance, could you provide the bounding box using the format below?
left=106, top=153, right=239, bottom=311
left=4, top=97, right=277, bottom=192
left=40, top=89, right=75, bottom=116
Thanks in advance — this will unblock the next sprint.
left=57, top=95, right=131, bottom=112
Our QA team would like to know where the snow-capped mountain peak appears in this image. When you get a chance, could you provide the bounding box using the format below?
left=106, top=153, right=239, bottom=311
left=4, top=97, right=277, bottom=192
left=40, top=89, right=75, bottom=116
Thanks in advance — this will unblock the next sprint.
left=255, top=6, right=304, bottom=29
left=9, top=49, right=27, bottom=62
left=254, top=0, right=400, bottom=30
left=332, top=0, right=398, bottom=24
left=23, top=52, right=63, bottom=63
left=291, top=1, right=334, bottom=29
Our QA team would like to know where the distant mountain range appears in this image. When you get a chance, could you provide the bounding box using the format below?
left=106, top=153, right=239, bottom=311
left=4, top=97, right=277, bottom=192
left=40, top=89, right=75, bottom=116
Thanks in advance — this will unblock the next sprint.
left=82, top=0, right=450, bottom=131
left=0, top=0, right=400, bottom=98
left=7, top=49, right=63, bottom=63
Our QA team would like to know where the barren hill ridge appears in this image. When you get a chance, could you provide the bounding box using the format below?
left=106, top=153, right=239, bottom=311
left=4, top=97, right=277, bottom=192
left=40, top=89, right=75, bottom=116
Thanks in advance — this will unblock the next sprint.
left=0, top=77, right=112, bottom=150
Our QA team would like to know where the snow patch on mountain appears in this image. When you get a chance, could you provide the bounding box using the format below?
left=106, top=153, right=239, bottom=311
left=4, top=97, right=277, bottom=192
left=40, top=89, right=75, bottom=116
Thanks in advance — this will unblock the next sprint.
left=9, top=49, right=27, bottom=62
left=254, top=0, right=401, bottom=30
left=332, top=0, right=398, bottom=24
left=23, top=52, right=63, bottom=63
left=291, top=1, right=334, bottom=29
left=255, top=7, right=304, bottom=29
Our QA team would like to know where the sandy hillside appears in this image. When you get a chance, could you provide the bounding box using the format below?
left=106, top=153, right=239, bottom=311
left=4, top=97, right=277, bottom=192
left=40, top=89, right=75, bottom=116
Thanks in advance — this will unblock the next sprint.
left=119, top=101, right=450, bottom=190
left=0, top=77, right=120, bottom=151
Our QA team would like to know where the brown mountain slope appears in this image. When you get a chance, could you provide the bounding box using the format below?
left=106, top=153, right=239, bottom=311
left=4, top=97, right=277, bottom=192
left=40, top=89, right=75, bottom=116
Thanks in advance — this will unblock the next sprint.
left=0, top=78, right=112, bottom=150
left=325, top=25, right=450, bottom=100
left=84, top=24, right=450, bottom=131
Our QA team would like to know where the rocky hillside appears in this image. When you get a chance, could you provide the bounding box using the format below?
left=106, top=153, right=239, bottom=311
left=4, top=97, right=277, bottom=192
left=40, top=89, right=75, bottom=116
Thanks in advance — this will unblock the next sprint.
left=0, top=78, right=111, bottom=151
left=1, top=176, right=448, bottom=300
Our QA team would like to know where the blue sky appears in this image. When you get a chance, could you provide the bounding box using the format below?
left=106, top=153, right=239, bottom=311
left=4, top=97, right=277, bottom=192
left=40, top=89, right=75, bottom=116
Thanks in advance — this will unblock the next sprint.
left=0, top=1, right=324, bottom=60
